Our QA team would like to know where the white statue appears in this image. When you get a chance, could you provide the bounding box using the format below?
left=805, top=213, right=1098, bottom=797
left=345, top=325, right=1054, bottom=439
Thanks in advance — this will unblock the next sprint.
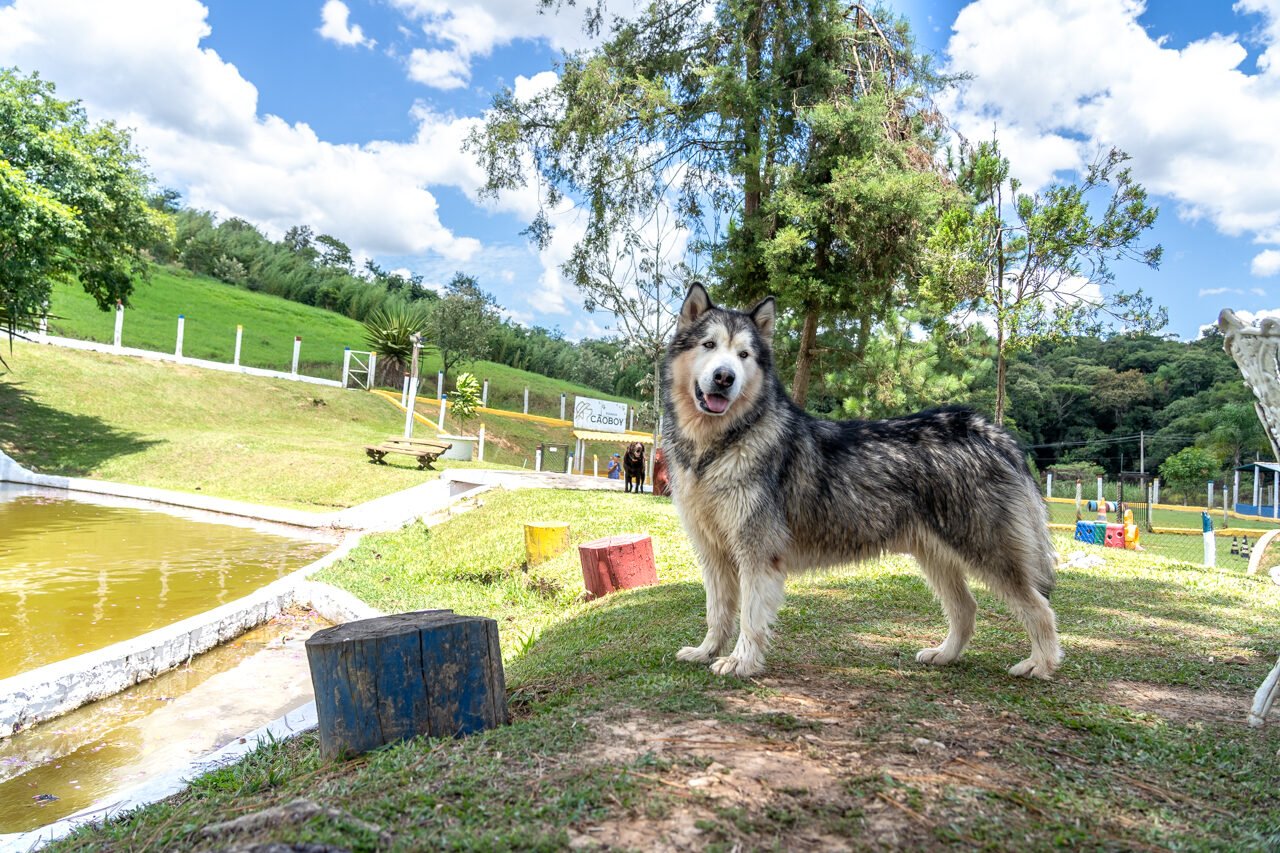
left=1218, top=309, right=1280, bottom=727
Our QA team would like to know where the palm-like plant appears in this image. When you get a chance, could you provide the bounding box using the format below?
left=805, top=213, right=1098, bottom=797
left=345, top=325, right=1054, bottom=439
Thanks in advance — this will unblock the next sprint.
left=362, top=305, right=431, bottom=387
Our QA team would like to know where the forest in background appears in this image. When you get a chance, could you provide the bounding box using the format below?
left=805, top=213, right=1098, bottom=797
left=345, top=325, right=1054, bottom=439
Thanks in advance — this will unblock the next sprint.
left=141, top=197, right=1266, bottom=492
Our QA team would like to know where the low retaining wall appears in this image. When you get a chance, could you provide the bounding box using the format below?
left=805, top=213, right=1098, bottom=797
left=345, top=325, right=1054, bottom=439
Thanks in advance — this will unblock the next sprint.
left=0, top=536, right=363, bottom=739
left=25, top=332, right=342, bottom=387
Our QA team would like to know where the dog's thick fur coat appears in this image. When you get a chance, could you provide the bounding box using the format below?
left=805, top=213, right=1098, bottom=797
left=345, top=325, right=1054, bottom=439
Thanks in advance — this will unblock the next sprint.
left=664, top=284, right=1061, bottom=679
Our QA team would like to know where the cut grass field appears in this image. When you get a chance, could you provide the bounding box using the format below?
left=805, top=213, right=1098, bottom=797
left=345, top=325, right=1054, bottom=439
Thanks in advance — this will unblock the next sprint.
left=44, top=269, right=643, bottom=420
left=48, top=488, right=1280, bottom=851
left=1046, top=499, right=1280, bottom=569
left=0, top=341, right=529, bottom=512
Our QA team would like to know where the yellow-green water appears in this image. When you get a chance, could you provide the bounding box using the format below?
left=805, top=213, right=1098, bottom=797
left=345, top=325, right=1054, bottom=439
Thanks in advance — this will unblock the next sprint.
left=0, top=608, right=329, bottom=833
left=0, top=486, right=331, bottom=678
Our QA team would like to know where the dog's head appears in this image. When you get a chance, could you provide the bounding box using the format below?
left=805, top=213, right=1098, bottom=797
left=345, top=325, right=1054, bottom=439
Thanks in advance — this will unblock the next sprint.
left=667, top=283, right=775, bottom=428
left=626, top=442, right=644, bottom=461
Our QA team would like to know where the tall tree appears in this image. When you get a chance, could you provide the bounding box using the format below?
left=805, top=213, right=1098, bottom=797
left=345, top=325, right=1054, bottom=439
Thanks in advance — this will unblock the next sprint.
left=928, top=140, right=1165, bottom=424
left=0, top=68, right=168, bottom=347
left=427, top=272, right=500, bottom=384
left=469, top=1, right=949, bottom=406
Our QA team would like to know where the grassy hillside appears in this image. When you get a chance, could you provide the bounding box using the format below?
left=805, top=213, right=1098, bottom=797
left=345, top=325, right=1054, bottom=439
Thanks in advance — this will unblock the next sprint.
left=0, top=342, right=566, bottom=511
left=45, top=268, right=643, bottom=419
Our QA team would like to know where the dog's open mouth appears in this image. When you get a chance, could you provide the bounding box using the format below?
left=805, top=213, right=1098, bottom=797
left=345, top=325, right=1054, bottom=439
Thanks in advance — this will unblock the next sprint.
left=694, top=384, right=730, bottom=415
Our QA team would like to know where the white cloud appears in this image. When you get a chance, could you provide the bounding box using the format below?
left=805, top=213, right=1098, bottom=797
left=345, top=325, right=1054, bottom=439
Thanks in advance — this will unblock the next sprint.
left=406, top=47, right=470, bottom=89
left=945, top=0, right=1280, bottom=252
left=1252, top=249, right=1280, bottom=277
left=1229, top=307, right=1280, bottom=325
left=0, top=0, right=484, bottom=263
left=318, top=1, right=375, bottom=48
left=1252, top=287, right=1269, bottom=296
left=387, top=0, right=631, bottom=91
left=1200, top=287, right=1243, bottom=297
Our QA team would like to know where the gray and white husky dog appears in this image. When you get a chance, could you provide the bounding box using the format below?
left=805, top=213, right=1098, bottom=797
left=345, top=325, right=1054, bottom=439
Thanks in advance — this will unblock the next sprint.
left=664, top=284, right=1062, bottom=680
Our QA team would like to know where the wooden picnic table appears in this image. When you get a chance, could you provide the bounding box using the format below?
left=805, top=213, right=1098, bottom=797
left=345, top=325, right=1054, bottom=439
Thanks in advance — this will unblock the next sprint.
left=364, top=436, right=452, bottom=470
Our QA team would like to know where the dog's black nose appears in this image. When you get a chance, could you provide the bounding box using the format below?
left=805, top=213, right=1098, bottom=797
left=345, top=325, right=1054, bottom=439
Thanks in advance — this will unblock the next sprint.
left=713, top=367, right=735, bottom=389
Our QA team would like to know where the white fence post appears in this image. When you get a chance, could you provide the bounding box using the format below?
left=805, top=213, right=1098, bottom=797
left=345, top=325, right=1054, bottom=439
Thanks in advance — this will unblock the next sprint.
left=478, top=424, right=485, bottom=461
left=1203, top=513, right=1216, bottom=568
left=1154, top=478, right=1161, bottom=506
left=482, top=378, right=489, bottom=407
left=1207, top=481, right=1215, bottom=511
left=113, top=301, right=124, bottom=349
left=534, top=447, right=543, bottom=471
left=341, top=347, right=351, bottom=387
left=437, top=371, right=444, bottom=399
left=1096, top=476, right=1103, bottom=502
left=291, top=336, right=301, bottom=375
left=523, top=387, right=529, bottom=414
left=438, top=395, right=447, bottom=431
left=235, top=325, right=244, bottom=366
left=1234, top=470, right=1241, bottom=511
left=403, top=379, right=417, bottom=439
left=401, top=374, right=411, bottom=407
left=175, top=314, right=185, bottom=359
left=1045, top=472, right=1053, bottom=499
left=560, top=393, right=566, bottom=421
left=368, top=352, right=377, bottom=387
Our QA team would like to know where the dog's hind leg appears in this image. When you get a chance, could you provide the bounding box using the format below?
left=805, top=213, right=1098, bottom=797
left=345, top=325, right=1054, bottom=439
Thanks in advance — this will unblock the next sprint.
left=677, top=545, right=739, bottom=664
left=1000, top=583, right=1062, bottom=679
left=914, top=545, right=977, bottom=667
left=710, top=562, right=786, bottom=678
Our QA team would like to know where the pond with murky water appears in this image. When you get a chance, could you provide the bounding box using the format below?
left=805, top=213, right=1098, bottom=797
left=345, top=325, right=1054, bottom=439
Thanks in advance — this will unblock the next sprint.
left=0, top=485, right=331, bottom=679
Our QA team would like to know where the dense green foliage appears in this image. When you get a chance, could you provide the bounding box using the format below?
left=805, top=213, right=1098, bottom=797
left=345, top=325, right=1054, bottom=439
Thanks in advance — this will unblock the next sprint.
left=0, top=68, right=167, bottom=345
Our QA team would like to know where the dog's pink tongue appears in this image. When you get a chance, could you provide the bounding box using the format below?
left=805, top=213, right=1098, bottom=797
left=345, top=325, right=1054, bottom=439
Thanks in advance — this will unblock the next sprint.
left=704, top=393, right=729, bottom=413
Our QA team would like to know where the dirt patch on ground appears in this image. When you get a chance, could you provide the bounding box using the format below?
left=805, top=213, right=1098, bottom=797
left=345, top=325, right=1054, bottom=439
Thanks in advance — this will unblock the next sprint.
left=567, top=677, right=1071, bottom=850
left=1106, top=680, right=1251, bottom=725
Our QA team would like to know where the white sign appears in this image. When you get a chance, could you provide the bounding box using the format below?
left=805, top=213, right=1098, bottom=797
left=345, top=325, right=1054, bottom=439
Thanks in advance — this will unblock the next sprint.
left=574, top=396, right=628, bottom=433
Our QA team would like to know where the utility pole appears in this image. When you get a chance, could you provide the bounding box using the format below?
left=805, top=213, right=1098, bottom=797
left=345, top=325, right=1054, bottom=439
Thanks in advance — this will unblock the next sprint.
left=1139, top=431, right=1145, bottom=476
left=404, top=333, right=422, bottom=439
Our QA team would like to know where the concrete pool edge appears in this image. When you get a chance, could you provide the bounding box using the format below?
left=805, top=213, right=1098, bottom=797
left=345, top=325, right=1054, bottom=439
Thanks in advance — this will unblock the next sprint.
left=0, top=449, right=478, bottom=532
left=0, top=536, right=371, bottom=740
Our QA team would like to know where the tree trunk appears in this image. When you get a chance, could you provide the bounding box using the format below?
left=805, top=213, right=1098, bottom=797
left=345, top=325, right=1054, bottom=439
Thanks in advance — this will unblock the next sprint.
left=995, top=335, right=1007, bottom=427
left=792, top=305, right=819, bottom=408
left=742, top=4, right=763, bottom=220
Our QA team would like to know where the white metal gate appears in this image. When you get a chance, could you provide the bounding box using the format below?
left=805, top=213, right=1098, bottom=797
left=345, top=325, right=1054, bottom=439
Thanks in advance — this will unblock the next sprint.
left=342, top=349, right=377, bottom=390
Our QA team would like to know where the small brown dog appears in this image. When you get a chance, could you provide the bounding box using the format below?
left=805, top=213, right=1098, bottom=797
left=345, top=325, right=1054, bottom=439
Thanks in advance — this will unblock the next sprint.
left=623, top=442, right=646, bottom=493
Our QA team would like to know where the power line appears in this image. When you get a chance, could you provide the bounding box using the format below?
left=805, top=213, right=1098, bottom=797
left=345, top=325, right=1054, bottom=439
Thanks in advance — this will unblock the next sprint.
left=1024, top=433, right=1202, bottom=450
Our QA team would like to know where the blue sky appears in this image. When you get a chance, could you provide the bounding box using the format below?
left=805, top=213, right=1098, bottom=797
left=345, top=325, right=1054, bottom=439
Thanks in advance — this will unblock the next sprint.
left=0, top=0, right=1276, bottom=340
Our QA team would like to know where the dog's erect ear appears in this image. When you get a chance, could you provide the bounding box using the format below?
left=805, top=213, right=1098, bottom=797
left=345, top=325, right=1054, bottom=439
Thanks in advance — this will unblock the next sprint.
left=678, top=282, right=713, bottom=331
left=749, top=297, right=776, bottom=342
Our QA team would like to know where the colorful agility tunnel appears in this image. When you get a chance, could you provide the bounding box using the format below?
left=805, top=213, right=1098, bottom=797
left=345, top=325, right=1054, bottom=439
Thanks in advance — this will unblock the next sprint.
left=1074, top=519, right=1140, bottom=550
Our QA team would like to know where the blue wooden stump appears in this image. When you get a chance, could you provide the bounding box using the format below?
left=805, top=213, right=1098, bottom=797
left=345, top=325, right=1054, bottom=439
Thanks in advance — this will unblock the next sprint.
left=305, top=610, right=508, bottom=760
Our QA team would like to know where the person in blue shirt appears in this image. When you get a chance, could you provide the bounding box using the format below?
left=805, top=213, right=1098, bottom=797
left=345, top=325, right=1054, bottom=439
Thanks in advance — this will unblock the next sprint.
left=607, top=453, right=622, bottom=479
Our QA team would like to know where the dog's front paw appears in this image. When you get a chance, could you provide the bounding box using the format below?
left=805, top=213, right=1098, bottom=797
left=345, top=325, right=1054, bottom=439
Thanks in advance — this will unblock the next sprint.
left=676, top=645, right=713, bottom=663
left=710, top=655, right=764, bottom=678
left=1008, top=656, right=1057, bottom=679
left=915, top=646, right=959, bottom=666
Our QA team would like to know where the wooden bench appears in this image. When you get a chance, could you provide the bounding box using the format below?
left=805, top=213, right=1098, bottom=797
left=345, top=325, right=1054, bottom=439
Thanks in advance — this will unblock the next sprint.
left=364, top=436, right=452, bottom=470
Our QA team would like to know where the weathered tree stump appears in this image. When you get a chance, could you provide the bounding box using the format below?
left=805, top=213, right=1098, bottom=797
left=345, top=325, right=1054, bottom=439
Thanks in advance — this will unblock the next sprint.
left=305, top=610, right=508, bottom=760
left=579, top=534, right=658, bottom=599
left=524, top=521, right=570, bottom=566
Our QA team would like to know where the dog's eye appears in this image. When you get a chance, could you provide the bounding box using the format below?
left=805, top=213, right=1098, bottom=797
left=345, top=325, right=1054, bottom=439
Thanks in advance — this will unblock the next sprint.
left=702, top=341, right=715, bottom=349
left=738, top=351, right=749, bottom=359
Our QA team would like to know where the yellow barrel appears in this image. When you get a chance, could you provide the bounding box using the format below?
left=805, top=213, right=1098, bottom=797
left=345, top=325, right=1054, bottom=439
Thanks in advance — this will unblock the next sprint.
left=525, top=522, right=570, bottom=566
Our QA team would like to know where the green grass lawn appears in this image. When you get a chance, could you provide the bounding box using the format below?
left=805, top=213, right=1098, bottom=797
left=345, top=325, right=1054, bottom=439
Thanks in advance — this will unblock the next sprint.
left=0, top=341, right=530, bottom=512
left=1047, top=499, right=1280, bottom=567
left=44, top=269, right=643, bottom=419
left=48, top=489, right=1280, bottom=851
